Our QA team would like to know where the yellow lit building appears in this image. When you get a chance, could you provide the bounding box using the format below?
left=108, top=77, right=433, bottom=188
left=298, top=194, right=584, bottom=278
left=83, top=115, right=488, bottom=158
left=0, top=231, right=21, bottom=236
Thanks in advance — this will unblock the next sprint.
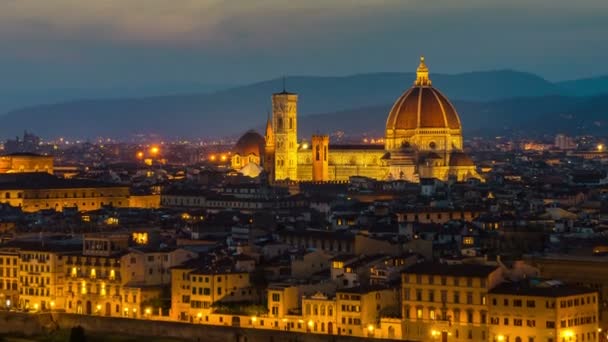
left=170, top=261, right=255, bottom=322
left=232, top=57, right=481, bottom=183
left=0, top=173, right=130, bottom=212
left=0, top=153, right=53, bottom=174
left=0, top=249, right=19, bottom=309
left=17, top=248, right=74, bottom=311
left=299, top=286, right=398, bottom=337
left=64, top=252, right=124, bottom=316
left=488, top=280, right=599, bottom=342
left=401, top=262, right=503, bottom=342
left=301, top=291, right=337, bottom=334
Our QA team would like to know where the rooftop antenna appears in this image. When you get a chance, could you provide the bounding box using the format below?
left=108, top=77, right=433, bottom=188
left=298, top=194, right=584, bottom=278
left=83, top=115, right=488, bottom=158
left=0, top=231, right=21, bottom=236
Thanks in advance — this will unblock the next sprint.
left=282, top=76, right=286, bottom=93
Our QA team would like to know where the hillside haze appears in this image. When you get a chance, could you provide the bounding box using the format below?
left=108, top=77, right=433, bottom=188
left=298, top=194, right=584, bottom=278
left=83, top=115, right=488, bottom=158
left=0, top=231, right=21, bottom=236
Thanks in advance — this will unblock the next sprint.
left=0, top=70, right=605, bottom=139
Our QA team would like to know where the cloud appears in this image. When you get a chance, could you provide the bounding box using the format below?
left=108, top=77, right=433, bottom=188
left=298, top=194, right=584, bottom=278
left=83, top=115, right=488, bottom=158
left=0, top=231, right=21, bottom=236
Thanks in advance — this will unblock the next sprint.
left=0, top=0, right=400, bottom=46
left=0, top=0, right=606, bottom=81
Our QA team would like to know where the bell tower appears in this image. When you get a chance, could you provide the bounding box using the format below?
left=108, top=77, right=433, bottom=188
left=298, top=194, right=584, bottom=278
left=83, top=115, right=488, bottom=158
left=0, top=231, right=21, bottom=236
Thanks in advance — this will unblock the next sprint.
left=312, top=135, right=329, bottom=182
left=272, top=86, right=298, bottom=181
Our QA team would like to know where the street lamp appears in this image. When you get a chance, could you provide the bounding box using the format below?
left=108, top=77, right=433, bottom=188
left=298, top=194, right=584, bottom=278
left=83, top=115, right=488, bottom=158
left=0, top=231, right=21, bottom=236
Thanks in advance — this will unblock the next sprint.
left=307, top=320, right=314, bottom=332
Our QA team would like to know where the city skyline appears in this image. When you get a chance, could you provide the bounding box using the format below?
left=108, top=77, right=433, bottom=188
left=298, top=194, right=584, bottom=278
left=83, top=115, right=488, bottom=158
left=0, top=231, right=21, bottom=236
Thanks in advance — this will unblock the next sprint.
left=0, top=4, right=607, bottom=342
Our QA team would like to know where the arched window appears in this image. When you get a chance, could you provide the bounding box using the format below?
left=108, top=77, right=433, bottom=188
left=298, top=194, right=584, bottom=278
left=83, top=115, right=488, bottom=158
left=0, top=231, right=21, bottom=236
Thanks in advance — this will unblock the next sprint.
left=315, top=145, right=320, bottom=161
left=289, top=118, right=293, bottom=129
left=429, top=141, right=437, bottom=149
left=277, top=117, right=283, bottom=130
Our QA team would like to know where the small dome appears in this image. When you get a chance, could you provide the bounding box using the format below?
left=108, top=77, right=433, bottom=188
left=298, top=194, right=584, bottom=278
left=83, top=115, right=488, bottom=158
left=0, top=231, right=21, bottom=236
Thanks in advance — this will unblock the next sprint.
left=386, top=57, right=461, bottom=132
left=449, top=151, right=474, bottom=167
left=234, top=130, right=265, bottom=157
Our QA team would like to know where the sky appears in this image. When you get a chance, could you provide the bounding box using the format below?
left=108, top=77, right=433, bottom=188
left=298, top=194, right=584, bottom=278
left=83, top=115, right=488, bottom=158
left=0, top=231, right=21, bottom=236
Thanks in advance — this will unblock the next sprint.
left=0, top=0, right=607, bottom=91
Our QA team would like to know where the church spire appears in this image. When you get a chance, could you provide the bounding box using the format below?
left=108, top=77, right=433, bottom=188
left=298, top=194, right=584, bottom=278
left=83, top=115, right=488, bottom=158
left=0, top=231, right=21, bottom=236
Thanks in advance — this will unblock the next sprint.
left=415, top=56, right=431, bottom=87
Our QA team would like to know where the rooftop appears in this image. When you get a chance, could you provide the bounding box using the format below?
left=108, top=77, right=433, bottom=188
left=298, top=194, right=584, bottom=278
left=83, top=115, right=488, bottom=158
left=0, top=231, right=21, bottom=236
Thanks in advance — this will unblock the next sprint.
left=490, top=280, right=597, bottom=298
left=404, top=262, right=499, bottom=277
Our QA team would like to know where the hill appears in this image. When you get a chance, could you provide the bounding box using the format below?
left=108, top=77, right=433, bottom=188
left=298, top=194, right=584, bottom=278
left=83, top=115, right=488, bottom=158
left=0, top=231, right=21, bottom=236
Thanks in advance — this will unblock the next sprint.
left=299, top=95, right=608, bottom=138
left=557, top=76, right=608, bottom=97
left=0, top=70, right=564, bottom=139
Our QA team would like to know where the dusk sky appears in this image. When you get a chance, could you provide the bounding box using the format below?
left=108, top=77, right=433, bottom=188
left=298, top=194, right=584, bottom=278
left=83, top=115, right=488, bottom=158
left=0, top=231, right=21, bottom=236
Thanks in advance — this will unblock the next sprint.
left=1, top=0, right=607, bottom=90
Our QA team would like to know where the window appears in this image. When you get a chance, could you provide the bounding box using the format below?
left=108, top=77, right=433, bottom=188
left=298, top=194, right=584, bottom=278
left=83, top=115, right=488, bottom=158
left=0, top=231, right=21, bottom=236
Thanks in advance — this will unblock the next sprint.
left=526, top=300, right=535, bottom=308
left=514, top=319, right=523, bottom=326
left=513, top=299, right=522, bottom=307
left=454, top=292, right=460, bottom=304
left=272, top=293, right=280, bottom=302
left=526, top=319, right=535, bottom=327
left=428, top=290, right=435, bottom=302
left=467, top=311, right=473, bottom=324
left=466, top=292, right=473, bottom=304
left=504, top=318, right=509, bottom=325
left=416, top=309, right=422, bottom=319
left=546, top=321, right=555, bottom=329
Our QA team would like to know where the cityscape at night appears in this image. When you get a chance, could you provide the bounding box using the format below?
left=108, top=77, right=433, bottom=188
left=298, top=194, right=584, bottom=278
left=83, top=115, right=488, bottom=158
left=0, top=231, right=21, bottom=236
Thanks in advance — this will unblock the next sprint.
left=0, top=1, right=608, bottom=342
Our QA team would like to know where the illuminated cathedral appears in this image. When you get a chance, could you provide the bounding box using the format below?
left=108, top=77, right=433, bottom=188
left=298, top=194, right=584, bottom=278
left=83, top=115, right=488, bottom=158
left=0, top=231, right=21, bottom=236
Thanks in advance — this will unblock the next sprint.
left=231, top=57, right=481, bottom=183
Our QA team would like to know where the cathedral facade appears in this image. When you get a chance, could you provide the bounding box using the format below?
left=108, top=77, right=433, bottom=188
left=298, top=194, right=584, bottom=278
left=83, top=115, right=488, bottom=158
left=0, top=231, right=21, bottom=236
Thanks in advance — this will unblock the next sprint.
left=231, top=57, right=481, bottom=183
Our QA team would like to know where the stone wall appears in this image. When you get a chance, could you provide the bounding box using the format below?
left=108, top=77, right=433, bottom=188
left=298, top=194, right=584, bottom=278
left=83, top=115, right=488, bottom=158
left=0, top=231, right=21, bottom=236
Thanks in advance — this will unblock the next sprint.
left=0, top=311, right=405, bottom=342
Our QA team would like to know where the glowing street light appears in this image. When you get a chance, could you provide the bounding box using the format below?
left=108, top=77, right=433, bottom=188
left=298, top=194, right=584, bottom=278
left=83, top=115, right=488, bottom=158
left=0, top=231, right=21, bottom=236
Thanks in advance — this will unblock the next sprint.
left=497, top=335, right=505, bottom=341
left=150, top=146, right=160, bottom=155
left=598, top=144, right=605, bottom=152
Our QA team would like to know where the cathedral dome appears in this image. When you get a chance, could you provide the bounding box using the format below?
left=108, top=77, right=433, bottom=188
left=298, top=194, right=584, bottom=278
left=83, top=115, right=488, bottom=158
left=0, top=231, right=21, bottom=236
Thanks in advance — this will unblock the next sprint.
left=234, top=130, right=265, bottom=157
left=386, top=57, right=461, bottom=132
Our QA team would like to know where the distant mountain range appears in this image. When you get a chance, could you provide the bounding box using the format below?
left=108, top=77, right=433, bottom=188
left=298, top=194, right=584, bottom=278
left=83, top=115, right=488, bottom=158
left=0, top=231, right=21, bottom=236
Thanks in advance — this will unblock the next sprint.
left=1, top=70, right=608, bottom=139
